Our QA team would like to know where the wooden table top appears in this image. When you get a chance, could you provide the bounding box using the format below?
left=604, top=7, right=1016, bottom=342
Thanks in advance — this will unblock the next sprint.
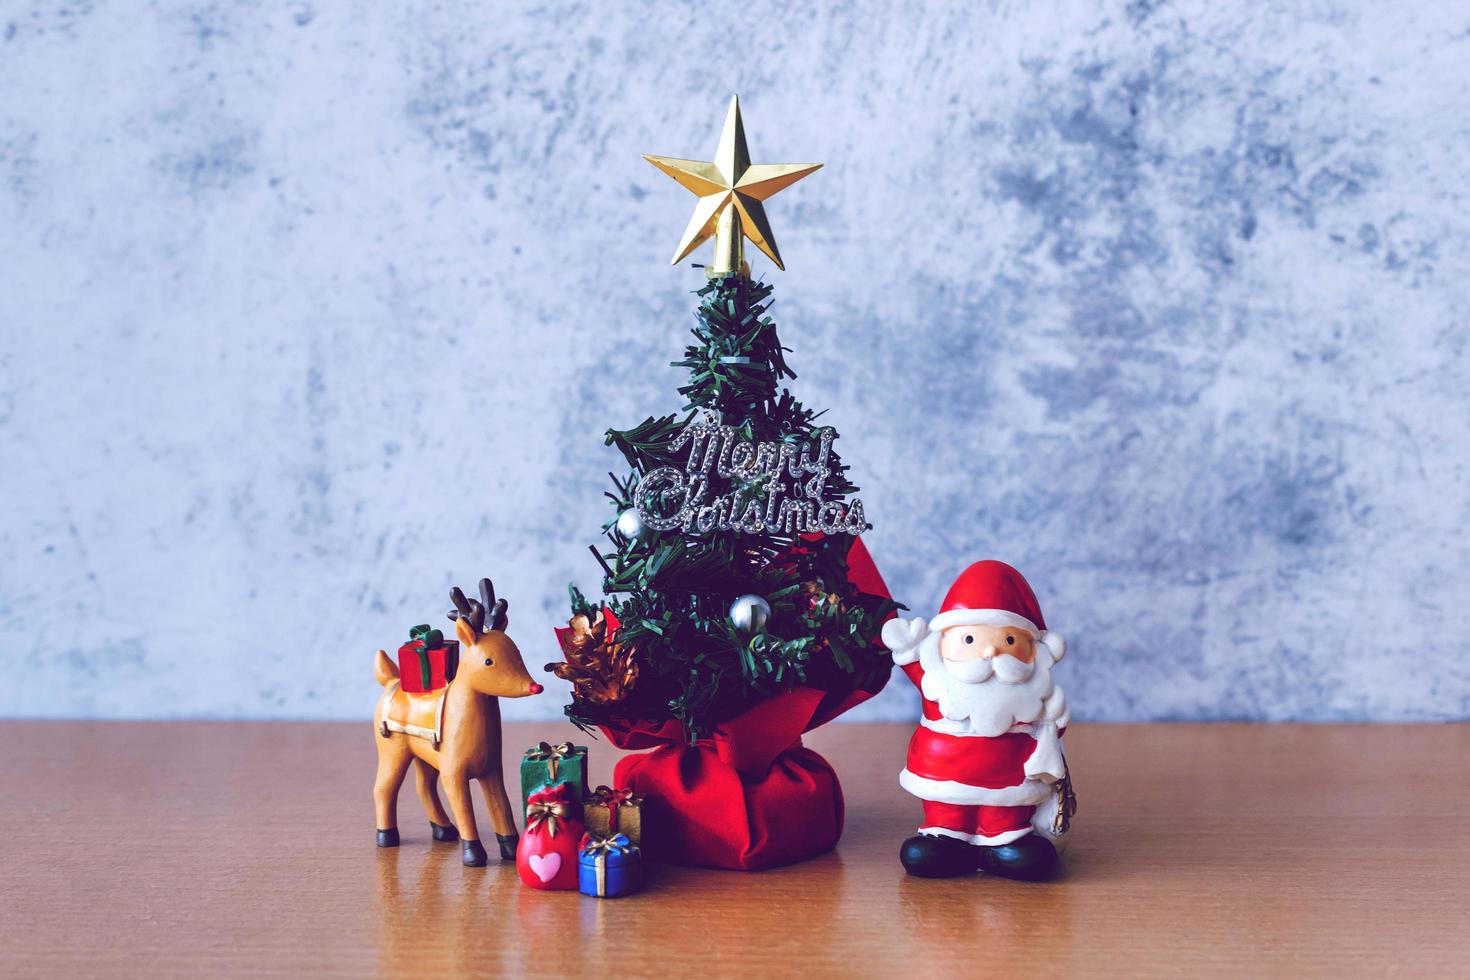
left=2, top=721, right=1466, bottom=978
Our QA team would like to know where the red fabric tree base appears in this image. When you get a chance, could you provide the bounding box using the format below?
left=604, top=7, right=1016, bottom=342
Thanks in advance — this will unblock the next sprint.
left=602, top=537, right=895, bottom=870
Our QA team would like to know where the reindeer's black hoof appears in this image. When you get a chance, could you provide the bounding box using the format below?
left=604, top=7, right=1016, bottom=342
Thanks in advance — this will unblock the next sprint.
left=376, top=828, right=400, bottom=848
left=462, top=839, right=488, bottom=867
left=431, top=822, right=458, bottom=843
left=496, top=832, right=519, bottom=861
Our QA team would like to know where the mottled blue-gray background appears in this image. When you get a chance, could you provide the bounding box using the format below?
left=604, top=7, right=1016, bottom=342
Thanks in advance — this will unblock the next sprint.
left=3, top=2, right=1468, bottom=722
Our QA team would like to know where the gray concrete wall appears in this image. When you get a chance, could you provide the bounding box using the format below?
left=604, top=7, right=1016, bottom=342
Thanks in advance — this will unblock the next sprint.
left=2, top=2, right=1466, bottom=721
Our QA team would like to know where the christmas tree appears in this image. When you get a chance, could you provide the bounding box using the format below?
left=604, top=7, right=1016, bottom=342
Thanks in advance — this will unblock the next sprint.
left=549, top=96, right=899, bottom=745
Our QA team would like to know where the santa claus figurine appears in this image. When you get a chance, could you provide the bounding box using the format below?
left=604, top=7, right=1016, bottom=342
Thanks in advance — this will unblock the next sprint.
left=882, top=560, right=1074, bottom=881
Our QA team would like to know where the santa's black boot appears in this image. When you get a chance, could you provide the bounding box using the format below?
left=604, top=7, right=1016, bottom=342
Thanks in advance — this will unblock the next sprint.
left=978, top=833, right=1060, bottom=882
left=900, top=834, right=982, bottom=878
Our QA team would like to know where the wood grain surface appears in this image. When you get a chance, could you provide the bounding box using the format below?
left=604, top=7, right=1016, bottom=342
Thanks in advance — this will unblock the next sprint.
left=1, top=721, right=1466, bottom=978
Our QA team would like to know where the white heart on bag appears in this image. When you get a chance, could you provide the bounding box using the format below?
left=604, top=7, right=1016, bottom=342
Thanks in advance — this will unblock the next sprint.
left=528, top=852, right=561, bottom=883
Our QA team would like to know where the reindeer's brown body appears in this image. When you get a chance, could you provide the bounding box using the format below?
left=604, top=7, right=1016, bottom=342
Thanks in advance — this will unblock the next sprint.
left=373, top=579, right=542, bottom=866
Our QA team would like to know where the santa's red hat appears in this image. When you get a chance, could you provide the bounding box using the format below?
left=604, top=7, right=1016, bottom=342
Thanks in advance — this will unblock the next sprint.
left=928, top=560, right=1048, bottom=637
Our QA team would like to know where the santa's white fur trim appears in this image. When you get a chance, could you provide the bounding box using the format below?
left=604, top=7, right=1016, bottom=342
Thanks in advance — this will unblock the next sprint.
left=920, top=716, right=991, bottom=737
left=899, top=769, right=1054, bottom=806
left=918, top=825, right=1032, bottom=847
left=928, top=608, right=1039, bottom=636
left=919, top=714, right=1067, bottom=736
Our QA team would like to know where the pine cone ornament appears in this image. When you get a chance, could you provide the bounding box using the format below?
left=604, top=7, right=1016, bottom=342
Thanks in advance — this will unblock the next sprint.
left=548, top=611, right=638, bottom=706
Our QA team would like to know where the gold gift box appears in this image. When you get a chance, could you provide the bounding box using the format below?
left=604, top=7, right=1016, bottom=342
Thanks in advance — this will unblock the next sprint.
left=582, top=787, right=644, bottom=844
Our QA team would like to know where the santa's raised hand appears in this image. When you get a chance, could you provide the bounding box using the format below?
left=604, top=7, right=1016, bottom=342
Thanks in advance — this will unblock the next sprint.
left=880, top=615, right=928, bottom=659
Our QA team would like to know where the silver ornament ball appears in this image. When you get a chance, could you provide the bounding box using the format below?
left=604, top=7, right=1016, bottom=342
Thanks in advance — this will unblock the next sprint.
left=616, top=508, right=647, bottom=540
left=729, top=594, right=772, bottom=634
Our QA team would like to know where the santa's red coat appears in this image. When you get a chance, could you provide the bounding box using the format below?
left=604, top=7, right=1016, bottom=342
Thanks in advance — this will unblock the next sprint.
left=898, top=662, right=1059, bottom=806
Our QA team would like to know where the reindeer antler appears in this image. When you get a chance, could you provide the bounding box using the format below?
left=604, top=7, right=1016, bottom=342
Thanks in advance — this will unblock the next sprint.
left=448, top=577, right=509, bottom=634
left=448, top=585, right=485, bottom=634
left=482, top=577, right=509, bottom=632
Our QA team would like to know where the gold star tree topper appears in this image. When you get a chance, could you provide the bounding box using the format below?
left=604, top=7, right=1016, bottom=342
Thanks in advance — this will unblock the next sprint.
left=644, top=95, right=821, bottom=276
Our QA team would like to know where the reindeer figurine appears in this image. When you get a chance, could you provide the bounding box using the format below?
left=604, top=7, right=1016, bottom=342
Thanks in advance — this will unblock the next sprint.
left=373, top=578, right=543, bottom=866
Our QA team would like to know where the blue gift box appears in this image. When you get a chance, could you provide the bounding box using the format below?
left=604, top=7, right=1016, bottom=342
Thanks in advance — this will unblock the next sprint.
left=578, top=833, right=642, bottom=898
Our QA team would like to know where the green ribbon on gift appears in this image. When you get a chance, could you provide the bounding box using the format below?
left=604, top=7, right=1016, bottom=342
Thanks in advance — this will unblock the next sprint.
left=582, top=833, right=635, bottom=897
left=525, top=741, right=576, bottom=781
left=409, top=624, right=444, bottom=648
left=408, top=624, right=444, bottom=690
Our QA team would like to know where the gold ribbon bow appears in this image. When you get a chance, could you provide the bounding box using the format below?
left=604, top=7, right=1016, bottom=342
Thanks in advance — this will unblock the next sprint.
left=526, top=741, right=576, bottom=780
left=526, top=800, right=570, bottom=837
left=581, top=832, right=633, bottom=857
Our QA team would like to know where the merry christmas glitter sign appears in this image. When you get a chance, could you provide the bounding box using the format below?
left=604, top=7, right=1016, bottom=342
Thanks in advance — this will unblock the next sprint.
left=633, top=410, right=869, bottom=537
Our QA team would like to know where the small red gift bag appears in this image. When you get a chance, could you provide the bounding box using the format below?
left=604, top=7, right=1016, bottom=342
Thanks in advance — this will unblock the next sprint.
left=516, top=784, right=583, bottom=890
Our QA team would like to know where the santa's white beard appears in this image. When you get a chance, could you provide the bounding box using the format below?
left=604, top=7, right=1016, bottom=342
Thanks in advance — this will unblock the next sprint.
left=917, top=632, right=1056, bottom=737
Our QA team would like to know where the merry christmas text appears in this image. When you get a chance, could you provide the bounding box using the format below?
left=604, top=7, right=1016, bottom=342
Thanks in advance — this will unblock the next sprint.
left=633, top=411, right=869, bottom=537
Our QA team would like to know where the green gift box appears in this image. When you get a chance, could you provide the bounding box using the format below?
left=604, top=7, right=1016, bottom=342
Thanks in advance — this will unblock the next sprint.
left=519, top=741, right=589, bottom=818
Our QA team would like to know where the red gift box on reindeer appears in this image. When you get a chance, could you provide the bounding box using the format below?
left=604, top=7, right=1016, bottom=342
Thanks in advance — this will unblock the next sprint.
left=396, top=625, right=459, bottom=693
